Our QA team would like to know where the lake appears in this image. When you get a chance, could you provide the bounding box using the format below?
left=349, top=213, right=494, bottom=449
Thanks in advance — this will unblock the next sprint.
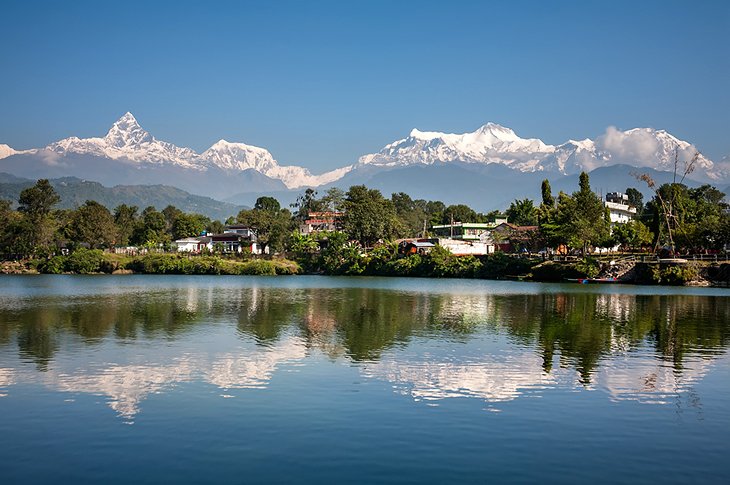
left=0, top=275, right=729, bottom=484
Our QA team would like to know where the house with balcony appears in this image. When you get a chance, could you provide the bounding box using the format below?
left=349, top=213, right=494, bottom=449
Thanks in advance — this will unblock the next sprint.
left=605, top=192, right=637, bottom=224
left=431, top=216, right=508, bottom=241
left=299, top=211, right=344, bottom=235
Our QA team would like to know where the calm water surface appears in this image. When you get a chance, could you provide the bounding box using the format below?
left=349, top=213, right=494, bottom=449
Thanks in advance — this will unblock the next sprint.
left=0, top=275, right=729, bottom=484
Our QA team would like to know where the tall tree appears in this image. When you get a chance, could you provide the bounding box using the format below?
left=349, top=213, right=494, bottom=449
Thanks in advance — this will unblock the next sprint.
left=237, top=196, right=293, bottom=252
left=18, top=179, right=60, bottom=219
left=570, top=172, right=611, bottom=253
left=541, top=179, right=555, bottom=207
left=342, top=185, right=399, bottom=247
left=67, top=200, right=116, bottom=248
left=625, top=187, right=643, bottom=211
left=162, top=205, right=183, bottom=233
left=291, top=188, right=324, bottom=220
left=391, top=192, right=425, bottom=236
left=132, top=206, right=169, bottom=246
left=254, top=196, right=281, bottom=212
left=17, top=179, right=61, bottom=253
left=114, top=204, right=139, bottom=246
left=320, top=187, right=345, bottom=212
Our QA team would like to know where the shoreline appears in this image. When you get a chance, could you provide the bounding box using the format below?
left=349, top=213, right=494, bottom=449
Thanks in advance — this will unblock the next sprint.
left=3, top=256, right=729, bottom=288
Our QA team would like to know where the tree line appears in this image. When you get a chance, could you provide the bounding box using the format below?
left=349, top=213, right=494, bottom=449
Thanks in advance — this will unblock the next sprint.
left=1, top=172, right=728, bottom=261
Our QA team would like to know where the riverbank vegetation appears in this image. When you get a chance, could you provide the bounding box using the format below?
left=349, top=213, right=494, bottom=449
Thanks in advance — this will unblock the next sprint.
left=1, top=171, right=728, bottom=284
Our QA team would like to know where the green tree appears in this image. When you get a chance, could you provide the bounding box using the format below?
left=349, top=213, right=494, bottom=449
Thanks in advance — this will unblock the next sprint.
left=342, top=185, right=400, bottom=247
left=0, top=199, right=12, bottom=226
left=162, top=205, right=183, bottom=233
left=172, top=213, right=208, bottom=240
left=254, top=196, right=281, bottom=212
left=237, top=196, right=293, bottom=253
left=625, top=187, right=644, bottom=217
left=570, top=172, right=611, bottom=253
left=291, top=188, right=325, bottom=220
left=17, top=179, right=61, bottom=253
left=392, top=192, right=426, bottom=236
left=423, top=200, right=446, bottom=228
left=320, top=187, right=345, bottom=212
left=113, top=204, right=138, bottom=246
left=131, top=206, right=169, bottom=246
left=612, top=220, right=653, bottom=251
left=67, top=200, right=116, bottom=248
left=206, top=219, right=225, bottom=235
left=541, top=179, right=555, bottom=207
left=18, top=179, right=60, bottom=218
left=443, top=204, right=480, bottom=224
left=506, top=198, right=537, bottom=226
left=540, top=191, right=571, bottom=249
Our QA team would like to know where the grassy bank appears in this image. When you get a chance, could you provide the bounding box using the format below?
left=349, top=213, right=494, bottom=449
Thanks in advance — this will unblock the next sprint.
left=7, top=248, right=729, bottom=287
left=31, top=249, right=301, bottom=275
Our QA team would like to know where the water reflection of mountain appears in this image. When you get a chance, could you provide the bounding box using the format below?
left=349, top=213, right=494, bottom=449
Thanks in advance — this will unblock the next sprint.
left=0, top=285, right=728, bottom=416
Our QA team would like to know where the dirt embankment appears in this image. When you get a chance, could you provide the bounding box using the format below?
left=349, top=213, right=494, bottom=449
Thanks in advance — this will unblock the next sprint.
left=0, top=260, right=38, bottom=275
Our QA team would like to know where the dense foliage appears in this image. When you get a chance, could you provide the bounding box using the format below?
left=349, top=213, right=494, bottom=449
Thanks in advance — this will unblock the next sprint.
left=2, top=173, right=728, bottom=282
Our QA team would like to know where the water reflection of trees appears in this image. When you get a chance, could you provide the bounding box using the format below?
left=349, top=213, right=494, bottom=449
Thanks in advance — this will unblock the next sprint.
left=1, top=287, right=728, bottom=383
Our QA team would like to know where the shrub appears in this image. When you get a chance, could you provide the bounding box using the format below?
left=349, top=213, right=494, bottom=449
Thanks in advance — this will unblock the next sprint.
left=575, top=257, right=601, bottom=278
left=240, top=259, right=277, bottom=275
left=66, top=248, right=104, bottom=274
left=651, top=264, right=698, bottom=285
left=425, top=246, right=482, bottom=278
left=38, top=256, right=66, bottom=274
left=272, top=259, right=301, bottom=275
left=385, top=254, right=425, bottom=277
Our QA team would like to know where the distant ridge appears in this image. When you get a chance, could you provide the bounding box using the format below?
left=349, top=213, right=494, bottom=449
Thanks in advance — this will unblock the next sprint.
left=0, top=173, right=244, bottom=221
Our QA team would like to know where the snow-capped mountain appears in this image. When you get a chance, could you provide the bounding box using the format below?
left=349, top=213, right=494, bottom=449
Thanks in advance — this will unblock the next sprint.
left=200, top=139, right=351, bottom=188
left=1, top=113, right=725, bottom=207
left=357, top=123, right=554, bottom=170
left=13, top=112, right=345, bottom=188
left=0, top=144, right=17, bottom=159
left=356, top=123, right=719, bottom=180
left=47, top=112, right=202, bottom=169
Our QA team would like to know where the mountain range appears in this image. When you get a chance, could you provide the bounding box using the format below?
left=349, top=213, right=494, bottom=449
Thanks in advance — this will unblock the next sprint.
left=1, top=112, right=727, bottom=210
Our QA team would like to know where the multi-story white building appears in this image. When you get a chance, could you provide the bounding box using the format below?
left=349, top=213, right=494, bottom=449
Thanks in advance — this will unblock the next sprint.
left=605, top=192, right=637, bottom=224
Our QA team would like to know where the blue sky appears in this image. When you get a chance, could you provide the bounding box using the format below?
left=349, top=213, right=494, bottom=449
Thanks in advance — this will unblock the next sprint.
left=1, top=0, right=728, bottom=171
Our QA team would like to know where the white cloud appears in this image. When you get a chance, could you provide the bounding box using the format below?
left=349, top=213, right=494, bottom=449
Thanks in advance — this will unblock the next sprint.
left=596, top=126, right=660, bottom=163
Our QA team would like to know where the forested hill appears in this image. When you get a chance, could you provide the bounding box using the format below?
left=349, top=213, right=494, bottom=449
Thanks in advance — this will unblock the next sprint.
left=0, top=173, right=244, bottom=221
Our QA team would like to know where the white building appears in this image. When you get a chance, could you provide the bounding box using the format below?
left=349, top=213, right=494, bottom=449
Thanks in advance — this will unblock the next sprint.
left=437, top=238, right=493, bottom=256
left=223, top=225, right=256, bottom=238
left=605, top=192, right=637, bottom=224
left=173, top=236, right=212, bottom=253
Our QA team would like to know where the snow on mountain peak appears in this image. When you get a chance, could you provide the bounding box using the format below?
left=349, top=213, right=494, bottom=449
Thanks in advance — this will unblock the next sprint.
left=104, top=112, right=152, bottom=148
left=357, top=123, right=720, bottom=180
left=7, top=114, right=724, bottom=190
left=46, top=112, right=200, bottom=168
left=201, top=138, right=353, bottom=188
left=0, top=144, right=18, bottom=160
left=359, top=122, right=554, bottom=168
left=201, top=139, right=278, bottom=172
